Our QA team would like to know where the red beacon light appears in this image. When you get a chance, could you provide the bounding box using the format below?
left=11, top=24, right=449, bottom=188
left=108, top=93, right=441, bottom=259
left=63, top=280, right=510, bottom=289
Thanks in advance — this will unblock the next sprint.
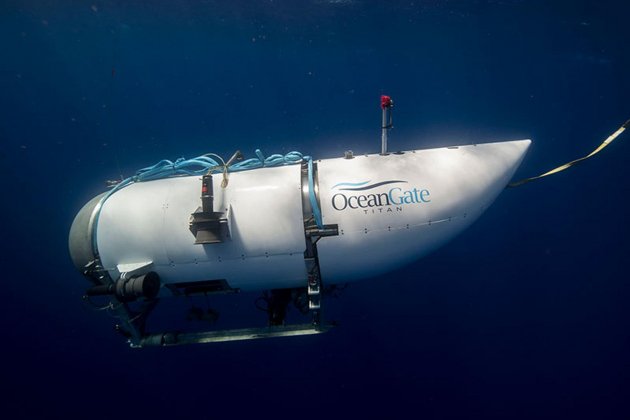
left=381, top=95, right=393, bottom=109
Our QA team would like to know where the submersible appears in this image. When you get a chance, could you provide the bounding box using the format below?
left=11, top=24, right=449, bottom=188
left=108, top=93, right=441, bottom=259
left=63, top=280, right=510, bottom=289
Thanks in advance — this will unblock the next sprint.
left=69, top=96, right=532, bottom=346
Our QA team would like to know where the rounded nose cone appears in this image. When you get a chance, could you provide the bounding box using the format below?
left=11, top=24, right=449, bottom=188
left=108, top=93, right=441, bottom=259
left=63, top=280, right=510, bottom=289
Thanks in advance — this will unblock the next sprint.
left=472, top=139, right=532, bottom=188
left=69, top=193, right=105, bottom=271
left=509, top=139, right=532, bottom=165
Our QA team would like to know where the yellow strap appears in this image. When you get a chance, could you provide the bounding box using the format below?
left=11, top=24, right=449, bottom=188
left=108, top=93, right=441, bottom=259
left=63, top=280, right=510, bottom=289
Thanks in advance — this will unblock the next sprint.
left=508, top=119, right=629, bottom=188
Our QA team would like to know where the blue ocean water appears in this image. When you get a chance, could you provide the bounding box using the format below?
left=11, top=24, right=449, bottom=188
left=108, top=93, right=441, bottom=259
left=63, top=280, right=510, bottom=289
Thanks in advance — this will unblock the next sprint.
left=1, top=1, right=629, bottom=418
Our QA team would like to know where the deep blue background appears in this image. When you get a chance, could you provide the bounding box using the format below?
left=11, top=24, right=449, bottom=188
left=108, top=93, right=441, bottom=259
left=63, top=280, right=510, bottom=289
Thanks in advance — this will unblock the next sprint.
left=1, top=1, right=629, bottom=418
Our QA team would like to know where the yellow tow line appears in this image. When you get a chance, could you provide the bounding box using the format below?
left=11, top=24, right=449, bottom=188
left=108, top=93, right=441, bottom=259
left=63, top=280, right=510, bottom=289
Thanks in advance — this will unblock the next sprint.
left=508, top=118, right=630, bottom=188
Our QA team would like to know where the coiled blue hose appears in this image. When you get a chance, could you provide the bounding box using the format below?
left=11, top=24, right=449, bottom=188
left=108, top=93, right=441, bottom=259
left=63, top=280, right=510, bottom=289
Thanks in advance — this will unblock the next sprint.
left=105, top=149, right=307, bottom=197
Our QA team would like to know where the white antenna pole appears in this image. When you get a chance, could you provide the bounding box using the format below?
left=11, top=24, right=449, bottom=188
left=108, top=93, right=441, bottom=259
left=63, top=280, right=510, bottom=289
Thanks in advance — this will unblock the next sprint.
left=381, top=95, right=393, bottom=155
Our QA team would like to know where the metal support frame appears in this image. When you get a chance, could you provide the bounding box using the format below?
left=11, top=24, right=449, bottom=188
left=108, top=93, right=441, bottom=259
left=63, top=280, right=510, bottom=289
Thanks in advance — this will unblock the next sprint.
left=137, top=323, right=331, bottom=347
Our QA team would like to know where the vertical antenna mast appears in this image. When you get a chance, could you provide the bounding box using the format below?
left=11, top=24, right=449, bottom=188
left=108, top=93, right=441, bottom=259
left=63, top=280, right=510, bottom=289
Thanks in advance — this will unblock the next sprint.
left=381, top=95, right=394, bottom=155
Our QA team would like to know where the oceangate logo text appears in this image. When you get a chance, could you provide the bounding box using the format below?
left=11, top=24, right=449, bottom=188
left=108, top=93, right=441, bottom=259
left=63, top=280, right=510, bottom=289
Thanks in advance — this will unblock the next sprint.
left=331, top=180, right=431, bottom=213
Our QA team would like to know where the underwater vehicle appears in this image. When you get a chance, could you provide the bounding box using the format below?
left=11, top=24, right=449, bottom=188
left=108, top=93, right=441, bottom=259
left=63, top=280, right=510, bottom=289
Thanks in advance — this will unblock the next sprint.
left=68, top=96, right=628, bottom=347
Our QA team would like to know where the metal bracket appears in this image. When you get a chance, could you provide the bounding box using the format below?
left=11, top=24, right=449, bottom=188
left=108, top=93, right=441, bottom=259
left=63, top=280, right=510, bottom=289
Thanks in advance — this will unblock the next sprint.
left=117, top=261, right=153, bottom=280
left=300, top=160, right=339, bottom=326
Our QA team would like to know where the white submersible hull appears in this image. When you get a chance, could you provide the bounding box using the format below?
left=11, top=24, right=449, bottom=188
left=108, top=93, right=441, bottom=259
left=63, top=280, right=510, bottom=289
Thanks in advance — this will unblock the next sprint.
left=69, top=139, right=531, bottom=345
